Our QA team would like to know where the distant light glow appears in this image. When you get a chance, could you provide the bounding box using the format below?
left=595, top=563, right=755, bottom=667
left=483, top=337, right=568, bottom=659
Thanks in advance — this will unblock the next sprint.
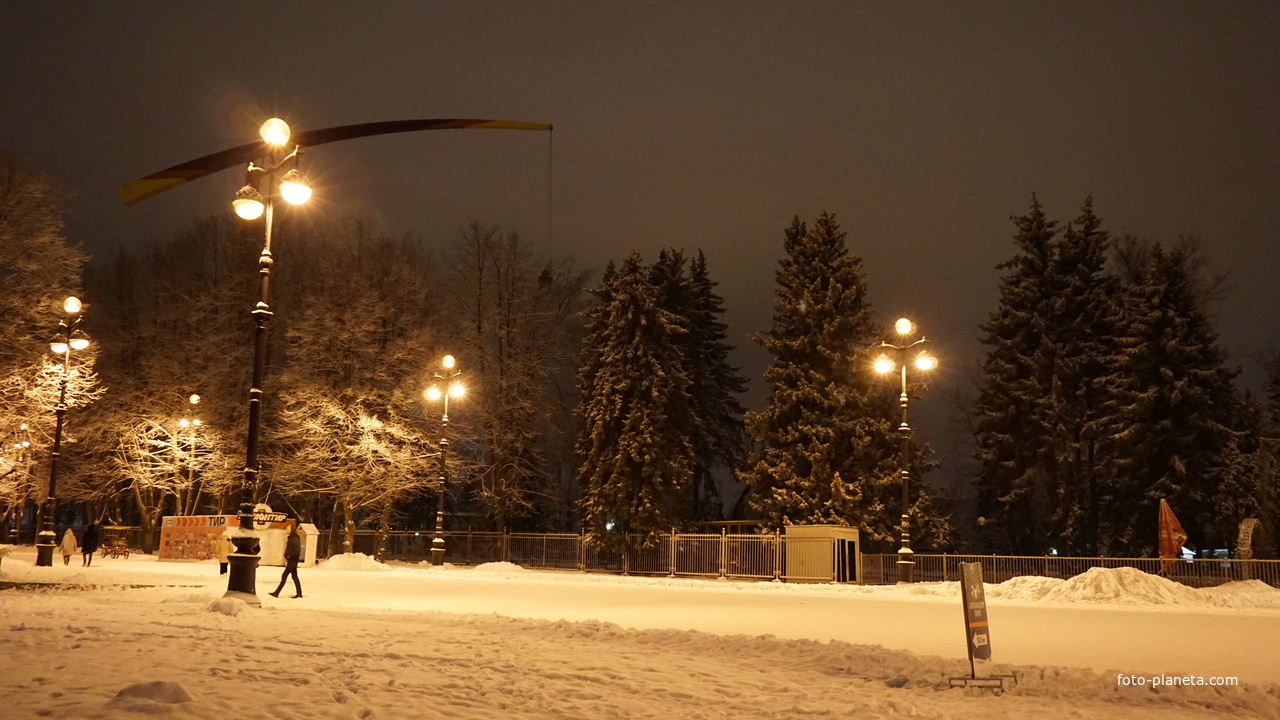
left=895, top=318, right=914, bottom=335
left=63, top=296, right=82, bottom=314
left=442, top=355, right=456, bottom=369
left=425, top=386, right=442, bottom=401
left=189, top=394, right=201, bottom=405
left=874, top=355, right=894, bottom=374
left=50, top=341, right=69, bottom=355
left=449, top=381, right=465, bottom=398
left=915, top=352, right=937, bottom=371
left=69, top=335, right=90, bottom=351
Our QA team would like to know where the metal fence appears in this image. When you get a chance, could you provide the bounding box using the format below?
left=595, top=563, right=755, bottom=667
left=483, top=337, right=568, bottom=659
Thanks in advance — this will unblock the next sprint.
left=321, top=529, right=842, bottom=582
left=862, top=553, right=1280, bottom=588
left=87, top=526, right=1280, bottom=589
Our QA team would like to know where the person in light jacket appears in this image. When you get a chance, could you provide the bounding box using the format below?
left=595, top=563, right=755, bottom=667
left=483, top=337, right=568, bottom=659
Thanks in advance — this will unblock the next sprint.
left=58, top=528, right=77, bottom=566
left=269, top=523, right=303, bottom=599
left=214, top=533, right=234, bottom=575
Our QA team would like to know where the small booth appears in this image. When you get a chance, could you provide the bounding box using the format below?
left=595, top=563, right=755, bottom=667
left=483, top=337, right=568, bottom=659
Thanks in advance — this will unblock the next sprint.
left=159, top=507, right=318, bottom=567
left=784, top=524, right=861, bottom=583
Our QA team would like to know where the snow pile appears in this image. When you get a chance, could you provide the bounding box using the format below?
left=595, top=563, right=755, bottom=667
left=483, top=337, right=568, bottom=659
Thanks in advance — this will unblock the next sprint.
left=987, top=575, right=1065, bottom=602
left=111, top=680, right=194, bottom=704
left=207, top=596, right=249, bottom=616
left=471, top=561, right=528, bottom=574
left=317, top=552, right=392, bottom=572
left=1201, top=580, right=1280, bottom=610
left=1039, top=567, right=1280, bottom=609
left=1044, top=567, right=1202, bottom=605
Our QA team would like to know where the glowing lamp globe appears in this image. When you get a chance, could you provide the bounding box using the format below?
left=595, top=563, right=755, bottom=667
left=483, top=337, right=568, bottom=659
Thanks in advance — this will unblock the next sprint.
left=279, top=169, right=312, bottom=205
left=259, top=118, right=291, bottom=147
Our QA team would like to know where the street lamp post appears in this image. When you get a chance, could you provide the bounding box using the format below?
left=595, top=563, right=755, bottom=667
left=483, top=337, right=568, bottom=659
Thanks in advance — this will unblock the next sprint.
left=873, top=317, right=937, bottom=584
left=36, top=296, right=90, bottom=566
left=178, top=394, right=201, bottom=516
left=423, top=355, right=465, bottom=566
left=9, top=425, right=31, bottom=544
left=225, top=119, right=312, bottom=603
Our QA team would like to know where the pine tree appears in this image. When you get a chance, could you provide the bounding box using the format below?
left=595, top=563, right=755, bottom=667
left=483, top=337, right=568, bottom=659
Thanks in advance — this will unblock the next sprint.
left=739, top=212, right=907, bottom=543
left=649, top=249, right=748, bottom=521
left=577, top=253, right=695, bottom=551
left=972, top=196, right=1059, bottom=554
left=1263, top=350, right=1280, bottom=436
left=1098, top=241, right=1239, bottom=555
left=1042, top=197, right=1121, bottom=554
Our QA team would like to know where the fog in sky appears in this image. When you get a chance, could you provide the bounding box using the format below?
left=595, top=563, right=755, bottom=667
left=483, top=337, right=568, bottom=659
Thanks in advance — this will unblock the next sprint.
left=3, top=2, right=1278, bottom=491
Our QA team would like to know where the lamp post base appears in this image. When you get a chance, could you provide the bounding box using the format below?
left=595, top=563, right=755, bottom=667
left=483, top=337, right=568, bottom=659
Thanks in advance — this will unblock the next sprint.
left=897, top=546, right=915, bottom=584
left=35, top=531, right=55, bottom=566
left=430, top=541, right=445, bottom=566
left=224, top=552, right=261, bottom=606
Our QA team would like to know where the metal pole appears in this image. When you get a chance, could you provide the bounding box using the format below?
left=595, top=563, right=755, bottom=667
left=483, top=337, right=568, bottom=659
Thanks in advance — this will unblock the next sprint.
left=36, top=338, right=72, bottom=566
left=225, top=173, right=276, bottom=603
left=431, top=402, right=449, bottom=566
left=896, top=358, right=915, bottom=584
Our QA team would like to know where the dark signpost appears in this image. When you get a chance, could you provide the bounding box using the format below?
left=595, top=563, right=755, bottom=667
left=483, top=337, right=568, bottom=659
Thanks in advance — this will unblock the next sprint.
left=950, top=562, right=1015, bottom=690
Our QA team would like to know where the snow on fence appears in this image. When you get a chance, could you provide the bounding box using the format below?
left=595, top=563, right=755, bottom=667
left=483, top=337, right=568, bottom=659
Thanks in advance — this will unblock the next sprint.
left=861, top=553, right=1280, bottom=588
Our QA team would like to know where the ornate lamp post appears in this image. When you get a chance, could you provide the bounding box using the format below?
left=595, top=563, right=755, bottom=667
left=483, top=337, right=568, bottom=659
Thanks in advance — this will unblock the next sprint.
left=423, top=355, right=464, bottom=566
left=874, top=317, right=937, bottom=584
left=36, top=297, right=90, bottom=566
left=9, top=425, right=31, bottom=544
left=225, top=119, right=312, bottom=603
left=177, top=393, right=201, bottom=516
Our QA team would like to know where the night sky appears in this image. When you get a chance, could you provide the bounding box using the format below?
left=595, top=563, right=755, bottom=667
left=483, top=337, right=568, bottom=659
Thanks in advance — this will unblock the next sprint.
left=4, top=2, right=1278, bottom=490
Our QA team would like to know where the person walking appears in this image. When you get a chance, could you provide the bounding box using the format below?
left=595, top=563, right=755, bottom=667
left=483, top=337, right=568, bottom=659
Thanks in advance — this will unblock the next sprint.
left=58, top=527, right=77, bottom=566
left=80, top=522, right=99, bottom=567
left=269, top=523, right=303, bottom=599
left=214, top=532, right=233, bottom=575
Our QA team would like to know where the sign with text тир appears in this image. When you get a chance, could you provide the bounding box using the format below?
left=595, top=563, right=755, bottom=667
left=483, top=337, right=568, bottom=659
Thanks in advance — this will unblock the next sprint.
left=960, top=561, right=992, bottom=678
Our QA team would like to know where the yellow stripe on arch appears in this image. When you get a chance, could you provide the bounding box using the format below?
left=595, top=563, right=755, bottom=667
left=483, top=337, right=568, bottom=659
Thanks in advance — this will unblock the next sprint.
left=468, top=121, right=553, bottom=131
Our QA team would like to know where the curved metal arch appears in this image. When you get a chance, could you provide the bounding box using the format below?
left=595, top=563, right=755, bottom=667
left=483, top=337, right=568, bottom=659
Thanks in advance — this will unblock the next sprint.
left=118, top=118, right=552, bottom=206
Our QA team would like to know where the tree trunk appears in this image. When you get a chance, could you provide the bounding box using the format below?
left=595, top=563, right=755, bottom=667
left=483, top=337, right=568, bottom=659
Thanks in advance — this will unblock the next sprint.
left=375, top=498, right=390, bottom=562
left=342, top=501, right=355, bottom=554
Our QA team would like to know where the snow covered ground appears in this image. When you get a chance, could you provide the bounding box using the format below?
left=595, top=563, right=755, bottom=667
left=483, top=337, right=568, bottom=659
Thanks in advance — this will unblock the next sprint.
left=2, top=545, right=1279, bottom=719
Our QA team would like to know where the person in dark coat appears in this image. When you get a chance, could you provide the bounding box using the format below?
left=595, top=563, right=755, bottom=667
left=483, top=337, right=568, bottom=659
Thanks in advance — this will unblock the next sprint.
left=269, top=523, right=303, bottom=598
left=80, top=523, right=99, bottom=567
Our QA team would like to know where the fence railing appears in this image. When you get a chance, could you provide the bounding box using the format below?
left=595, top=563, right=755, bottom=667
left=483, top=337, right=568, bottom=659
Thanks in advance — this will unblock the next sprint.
left=89, top=526, right=1280, bottom=589
left=862, top=553, right=1280, bottom=588
left=321, top=529, right=847, bottom=582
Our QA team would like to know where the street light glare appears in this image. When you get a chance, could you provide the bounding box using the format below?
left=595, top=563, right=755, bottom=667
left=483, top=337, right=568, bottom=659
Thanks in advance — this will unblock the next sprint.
left=179, top=419, right=190, bottom=428
left=915, top=352, right=938, bottom=371
left=50, top=341, right=69, bottom=355
left=260, top=118, right=291, bottom=146
left=425, top=386, right=443, bottom=401
left=69, top=335, right=89, bottom=351
left=894, top=318, right=914, bottom=335
left=442, top=354, right=456, bottom=369
left=449, top=381, right=465, bottom=398
left=189, top=394, right=201, bottom=405
left=874, top=355, right=895, bottom=374
left=232, top=185, right=265, bottom=220
left=63, top=296, right=82, bottom=314
left=279, top=169, right=312, bottom=205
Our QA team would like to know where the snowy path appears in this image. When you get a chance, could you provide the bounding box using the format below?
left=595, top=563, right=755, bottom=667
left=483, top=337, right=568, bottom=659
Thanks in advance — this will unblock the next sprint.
left=3, top=548, right=1280, bottom=718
